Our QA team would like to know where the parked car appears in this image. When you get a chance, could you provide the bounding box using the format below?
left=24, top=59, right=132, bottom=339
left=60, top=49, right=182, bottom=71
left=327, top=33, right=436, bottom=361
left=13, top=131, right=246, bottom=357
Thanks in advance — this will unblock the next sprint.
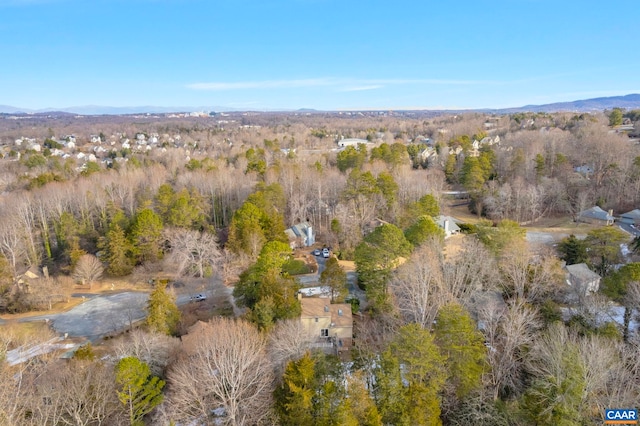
left=190, top=294, right=207, bottom=302
left=322, top=248, right=330, bottom=258
left=313, top=248, right=321, bottom=256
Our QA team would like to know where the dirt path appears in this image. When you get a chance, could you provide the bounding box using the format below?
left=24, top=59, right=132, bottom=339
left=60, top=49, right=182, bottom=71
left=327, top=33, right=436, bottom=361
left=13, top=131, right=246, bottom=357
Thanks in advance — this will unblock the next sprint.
left=220, top=284, right=244, bottom=317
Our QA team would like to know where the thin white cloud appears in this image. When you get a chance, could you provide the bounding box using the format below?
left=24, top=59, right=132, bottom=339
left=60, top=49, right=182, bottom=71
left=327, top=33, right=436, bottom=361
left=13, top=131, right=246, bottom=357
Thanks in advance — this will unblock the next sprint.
left=186, top=77, right=505, bottom=91
left=0, top=0, right=60, bottom=5
left=340, top=85, right=384, bottom=92
left=187, top=78, right=334, bottom=90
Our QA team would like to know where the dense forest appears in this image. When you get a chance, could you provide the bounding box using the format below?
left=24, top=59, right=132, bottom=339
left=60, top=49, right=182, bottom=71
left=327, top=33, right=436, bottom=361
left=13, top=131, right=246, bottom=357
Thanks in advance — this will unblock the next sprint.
left=0, top=108, right=639, bottom=425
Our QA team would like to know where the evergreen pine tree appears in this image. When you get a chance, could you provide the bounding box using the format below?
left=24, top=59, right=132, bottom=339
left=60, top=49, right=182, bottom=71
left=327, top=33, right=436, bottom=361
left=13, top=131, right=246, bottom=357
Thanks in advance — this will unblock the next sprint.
left=129, top=208, right=164, bottom=264
left=115, top=357, right=165, bottom=426
left=557, top=234, right=588, bottom=265
left=434, top=303, right=487, bottom=398
left=101, top=224, right=134, bottom=276
left=146, top=281, right=180, bottom=335
left=275, top=353, right=316, bottom=426
left=320, top=257, right=348, bottom=303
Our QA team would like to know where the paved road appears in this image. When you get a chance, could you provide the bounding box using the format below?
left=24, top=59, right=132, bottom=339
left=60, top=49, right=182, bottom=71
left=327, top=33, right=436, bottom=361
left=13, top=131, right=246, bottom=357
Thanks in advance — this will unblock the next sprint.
left=10, top=291, right=197, bottom=342
left=296, top=251, right=367, bottom=308
left=618, top=223, right=640, bottom=237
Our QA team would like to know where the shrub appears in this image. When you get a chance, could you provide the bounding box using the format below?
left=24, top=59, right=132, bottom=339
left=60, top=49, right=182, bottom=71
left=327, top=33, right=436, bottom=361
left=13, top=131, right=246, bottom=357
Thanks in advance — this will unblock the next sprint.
left=282, top=259, right=310, bottom=275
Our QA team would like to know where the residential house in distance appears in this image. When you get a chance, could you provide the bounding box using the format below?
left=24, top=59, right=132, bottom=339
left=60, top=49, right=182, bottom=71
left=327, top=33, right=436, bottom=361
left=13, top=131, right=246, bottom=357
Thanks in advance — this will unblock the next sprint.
left=418, top=146, right=438, bottom=166
left=299, top=296, right=353, bottom=354
left=574, top=165, right=594, bottom=177
left=362, top=218, right=390, bottom=236
left=619, top=209, right=640, bottom=227
left=285, top=221, right=315, bottom=249
left=435, top=215, right=461, bottom=238
left=565, top=263, right=601, bottom=296
left=415, top=136, right=434, bottom=146
left=336, top=137, right=370, bottom=148
left=577, top=206, right=614, bottom=226
left=468, top=136, right=501, bottom=157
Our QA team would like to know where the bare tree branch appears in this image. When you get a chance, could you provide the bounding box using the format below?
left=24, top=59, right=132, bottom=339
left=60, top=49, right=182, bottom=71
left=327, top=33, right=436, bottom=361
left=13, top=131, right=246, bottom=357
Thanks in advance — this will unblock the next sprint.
left=166, top=318, right=274, bottom=425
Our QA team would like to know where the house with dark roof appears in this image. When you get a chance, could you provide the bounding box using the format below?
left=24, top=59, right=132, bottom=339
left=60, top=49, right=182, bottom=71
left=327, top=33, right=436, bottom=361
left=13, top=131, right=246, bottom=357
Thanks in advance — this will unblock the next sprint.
left=577, top=206, right=614, bottom=226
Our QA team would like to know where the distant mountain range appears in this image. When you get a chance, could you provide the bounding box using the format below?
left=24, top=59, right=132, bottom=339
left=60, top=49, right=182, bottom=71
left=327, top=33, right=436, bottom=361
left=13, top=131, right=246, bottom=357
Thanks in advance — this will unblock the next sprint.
left=1, top=94, right=640, bottom=115
left=495, top=94, right=640, bottom=113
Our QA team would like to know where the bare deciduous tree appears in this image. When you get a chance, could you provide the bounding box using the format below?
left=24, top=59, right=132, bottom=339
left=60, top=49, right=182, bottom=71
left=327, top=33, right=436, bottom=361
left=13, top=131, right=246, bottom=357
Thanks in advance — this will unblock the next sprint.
left=220, top=250, right=251, bottom=286
left=164, top=228, right=221, bottom=278
left=606, top=342, right=640, bottom=408
left=442, top=238, right=498, bottom=301
left=479, top=299, right=541, bottom=400
left=524, top=322, right=639, bottom=421
left=498, top=242, right=561, bottom=302
left=27, top=360, right=123, bottom=426
left=72, top=254, right=103, bottom=287
left=0, top=216, right=26, bottom=278
left=267, top=319, right=313, bottom=374
left=113, top=328, right=180, bottom=377
left=0, top=361, right=34, bottom=425
left=390, top=240, right=446, bottom=328
left=166, top=318, right=274, bottom=425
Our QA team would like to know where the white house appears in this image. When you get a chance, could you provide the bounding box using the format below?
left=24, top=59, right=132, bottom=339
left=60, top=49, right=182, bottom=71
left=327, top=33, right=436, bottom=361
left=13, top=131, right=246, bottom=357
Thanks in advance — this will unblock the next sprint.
left=337, top=138, right=369, bottom=148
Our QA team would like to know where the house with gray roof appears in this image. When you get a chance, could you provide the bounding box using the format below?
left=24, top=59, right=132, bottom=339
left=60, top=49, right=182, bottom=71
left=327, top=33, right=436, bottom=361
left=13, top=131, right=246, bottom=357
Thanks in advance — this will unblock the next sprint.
left=285, top=221, right=315, bottom=249
left=577, top=206, right=614, bottom=226
left=565, top=263, right=601, bottom=295
left=435, top=215, right=461, bottom=238
left=619, top=209, right=640, bottom=226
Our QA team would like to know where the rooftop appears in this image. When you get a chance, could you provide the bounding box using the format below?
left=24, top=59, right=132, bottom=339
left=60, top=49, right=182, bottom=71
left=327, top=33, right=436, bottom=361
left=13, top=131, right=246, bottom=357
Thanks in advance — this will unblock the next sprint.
left=300, top=297, right=352, bottom=328
left=565, top=263, right=600, bottom=282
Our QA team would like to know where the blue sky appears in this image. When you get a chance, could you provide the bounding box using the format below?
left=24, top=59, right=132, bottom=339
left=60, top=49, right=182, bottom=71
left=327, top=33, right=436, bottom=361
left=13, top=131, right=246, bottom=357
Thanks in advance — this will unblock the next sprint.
left=1, top=0, right=638, bottom=111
